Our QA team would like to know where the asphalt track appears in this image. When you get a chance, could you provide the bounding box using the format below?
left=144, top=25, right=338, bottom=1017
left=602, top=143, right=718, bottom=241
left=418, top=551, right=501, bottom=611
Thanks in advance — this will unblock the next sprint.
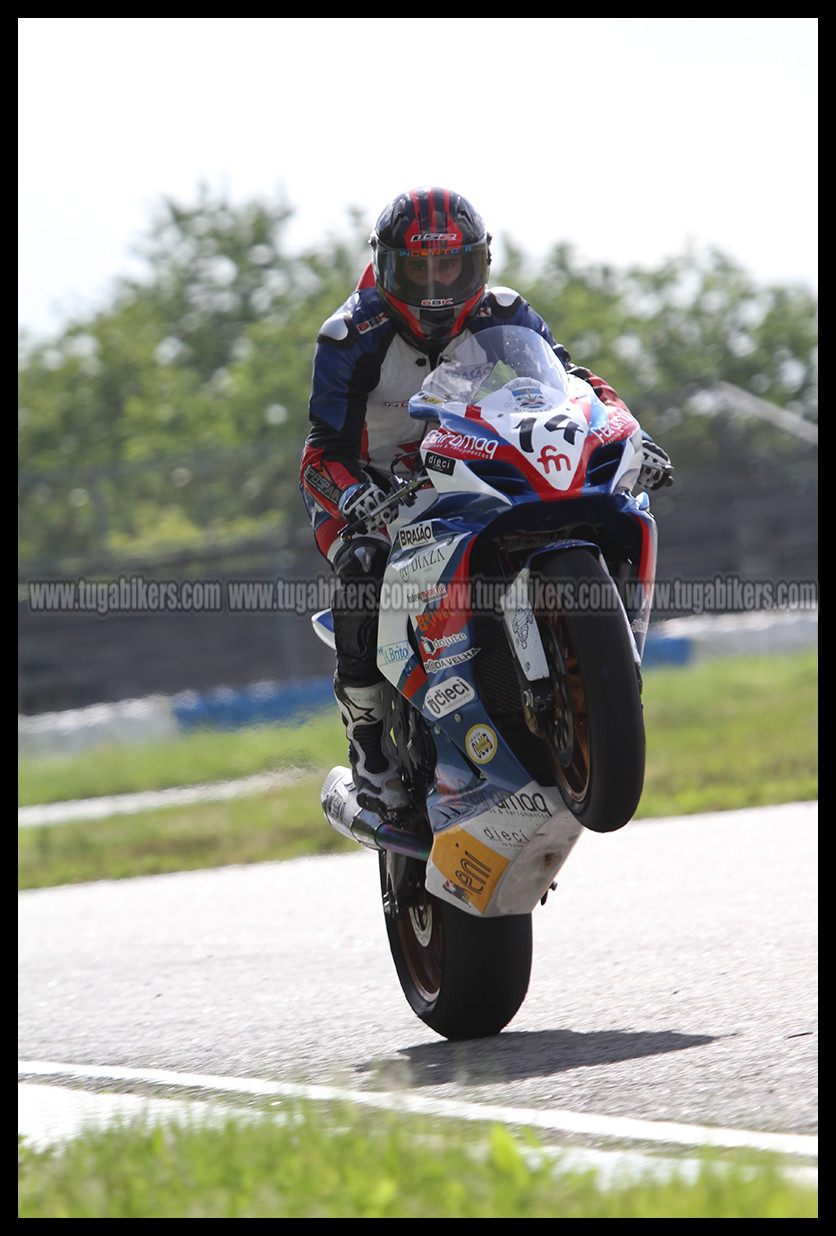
left=19, top=802, right=817, bottom=1170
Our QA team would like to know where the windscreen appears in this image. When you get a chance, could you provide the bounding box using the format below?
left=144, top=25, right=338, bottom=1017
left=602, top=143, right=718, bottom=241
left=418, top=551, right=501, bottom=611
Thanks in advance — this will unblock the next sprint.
left=421, top=325, right=570, bottom=403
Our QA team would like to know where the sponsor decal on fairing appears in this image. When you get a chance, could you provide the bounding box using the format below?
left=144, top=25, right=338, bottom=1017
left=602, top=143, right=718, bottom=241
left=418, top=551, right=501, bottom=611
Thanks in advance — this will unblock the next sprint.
left=399, top=521, right=434, bottom=548
left=465, top=723, right=498, bottom=764
left=424, top=675, right=476, bottom=718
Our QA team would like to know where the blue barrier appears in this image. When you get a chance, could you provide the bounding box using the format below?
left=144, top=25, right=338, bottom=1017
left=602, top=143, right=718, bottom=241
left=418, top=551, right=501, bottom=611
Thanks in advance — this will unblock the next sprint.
left=172, top=677, right=334, bottom=733
left=641, top=634, right=693, bottom=668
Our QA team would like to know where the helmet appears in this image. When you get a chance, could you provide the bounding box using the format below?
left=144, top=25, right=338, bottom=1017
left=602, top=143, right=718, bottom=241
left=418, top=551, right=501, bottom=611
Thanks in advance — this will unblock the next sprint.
left=370, top=187, right=491, bottom=350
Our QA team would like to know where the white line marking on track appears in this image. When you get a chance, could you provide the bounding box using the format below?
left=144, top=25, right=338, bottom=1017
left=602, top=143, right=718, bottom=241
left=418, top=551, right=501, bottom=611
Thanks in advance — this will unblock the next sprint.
left=19, top=1059, right=817, bottom=1160
left=17, top=771, right=306, bottom=827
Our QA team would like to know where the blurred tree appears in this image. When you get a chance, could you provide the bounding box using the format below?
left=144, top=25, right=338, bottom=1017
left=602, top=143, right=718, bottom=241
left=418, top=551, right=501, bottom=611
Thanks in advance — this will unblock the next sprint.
left=18, top=195, right=817, bottom=565
left=18, top=192, right=369, bottom=559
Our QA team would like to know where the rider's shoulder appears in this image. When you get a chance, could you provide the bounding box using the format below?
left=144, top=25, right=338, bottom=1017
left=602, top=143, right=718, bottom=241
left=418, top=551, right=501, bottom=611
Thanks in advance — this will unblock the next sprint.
left=316, top=285, right=392, bottom=350
left=481, top=285, right=527, bottom=316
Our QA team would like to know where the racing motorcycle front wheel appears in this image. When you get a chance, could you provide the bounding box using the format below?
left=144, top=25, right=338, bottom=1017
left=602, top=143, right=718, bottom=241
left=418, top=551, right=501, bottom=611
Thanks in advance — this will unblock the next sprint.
left=532, top=547, right=645, bottom=833
left=379, top=850, right=532, bottom=1040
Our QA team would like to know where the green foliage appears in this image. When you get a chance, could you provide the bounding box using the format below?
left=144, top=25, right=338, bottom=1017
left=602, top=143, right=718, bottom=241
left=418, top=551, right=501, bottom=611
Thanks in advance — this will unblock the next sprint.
left=19, top=191, right=817, bottom=566
left=509, top=242, right=817, bottom=460
left=18, top=191, right=368, bottom=563
left=17, top=1102, right=817, bottom=1218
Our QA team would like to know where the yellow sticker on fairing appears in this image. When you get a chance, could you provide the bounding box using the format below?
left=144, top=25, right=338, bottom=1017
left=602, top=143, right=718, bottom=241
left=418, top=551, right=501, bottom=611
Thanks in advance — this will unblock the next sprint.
left=430, top=826, right=509, bottom=912
left=465, top=723, right=498, bottom=764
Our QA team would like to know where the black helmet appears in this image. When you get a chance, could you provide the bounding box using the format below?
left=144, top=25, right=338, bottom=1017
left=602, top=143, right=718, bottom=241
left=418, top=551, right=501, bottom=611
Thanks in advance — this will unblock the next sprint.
left=370, top=186, right=491, bottom=350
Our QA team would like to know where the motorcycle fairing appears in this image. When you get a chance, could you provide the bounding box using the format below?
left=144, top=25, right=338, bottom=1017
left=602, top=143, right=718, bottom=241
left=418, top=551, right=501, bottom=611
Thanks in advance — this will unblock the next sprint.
left=374, top=520, right=596, bottom=919
left=317, top=327, right=658, bottom=918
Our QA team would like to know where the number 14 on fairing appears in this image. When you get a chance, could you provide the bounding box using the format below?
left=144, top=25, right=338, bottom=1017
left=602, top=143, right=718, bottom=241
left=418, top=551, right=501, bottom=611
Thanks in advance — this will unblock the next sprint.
left=506, top=411, right=588, bottom=477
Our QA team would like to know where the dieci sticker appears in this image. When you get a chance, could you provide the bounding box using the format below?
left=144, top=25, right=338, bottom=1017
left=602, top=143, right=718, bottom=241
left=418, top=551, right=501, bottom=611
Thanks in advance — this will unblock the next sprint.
left=424, top=674, right=475, bottom=718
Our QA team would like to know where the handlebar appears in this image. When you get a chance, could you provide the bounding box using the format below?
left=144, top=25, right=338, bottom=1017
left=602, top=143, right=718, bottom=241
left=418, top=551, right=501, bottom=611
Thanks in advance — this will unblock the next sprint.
left=339, top=471, right=430, bottom=541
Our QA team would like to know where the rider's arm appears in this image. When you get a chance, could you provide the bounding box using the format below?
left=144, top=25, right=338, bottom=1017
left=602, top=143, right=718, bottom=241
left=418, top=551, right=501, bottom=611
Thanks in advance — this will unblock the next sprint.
left=301, top=425, right=368, bottom=520
left=565, top=365, right=632, bottom=416
left=300, top=310, right=380, bottom=519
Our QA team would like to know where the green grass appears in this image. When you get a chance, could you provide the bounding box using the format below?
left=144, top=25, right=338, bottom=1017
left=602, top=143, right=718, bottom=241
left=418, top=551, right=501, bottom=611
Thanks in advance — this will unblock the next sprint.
left=17, top=777, right=357, bottom=887
left=17, top=709, right=347, bottom=805
left=638, top=648, right=818, bottom=816
left=17, top=1101, right=817, bottom=1218
left=18, top=650, right=817, bottom=891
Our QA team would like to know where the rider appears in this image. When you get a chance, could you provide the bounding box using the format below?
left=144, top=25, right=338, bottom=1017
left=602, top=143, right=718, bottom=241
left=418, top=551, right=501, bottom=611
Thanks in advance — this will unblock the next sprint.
left=300, top=186, right=672, bottom=819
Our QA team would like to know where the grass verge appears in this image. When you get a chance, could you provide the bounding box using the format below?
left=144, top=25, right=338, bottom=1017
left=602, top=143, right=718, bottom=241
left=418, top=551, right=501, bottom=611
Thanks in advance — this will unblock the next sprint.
left=17, top=1100, right=817, bottom=1218
left=638, top=647, right=817, bottom=816
left=17, top=711, right=347, bottom=805
left=18, top=650, right=817, bottom=891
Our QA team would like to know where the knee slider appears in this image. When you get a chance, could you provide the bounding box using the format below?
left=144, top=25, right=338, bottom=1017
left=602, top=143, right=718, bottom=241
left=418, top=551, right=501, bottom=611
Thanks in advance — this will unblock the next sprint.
left=333, top=536, right=389, bottom=582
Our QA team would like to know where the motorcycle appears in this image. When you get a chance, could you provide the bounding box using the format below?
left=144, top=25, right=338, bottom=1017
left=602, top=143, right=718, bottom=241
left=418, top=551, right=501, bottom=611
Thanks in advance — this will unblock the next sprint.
left=311, top=324, right=662, bottom=1041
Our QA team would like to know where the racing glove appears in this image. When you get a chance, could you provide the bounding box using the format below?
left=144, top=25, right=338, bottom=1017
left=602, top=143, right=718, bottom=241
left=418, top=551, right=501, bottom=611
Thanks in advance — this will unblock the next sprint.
left=339, top=481, right=399, bottom=533
left=638, top=437, right=674, bottom=491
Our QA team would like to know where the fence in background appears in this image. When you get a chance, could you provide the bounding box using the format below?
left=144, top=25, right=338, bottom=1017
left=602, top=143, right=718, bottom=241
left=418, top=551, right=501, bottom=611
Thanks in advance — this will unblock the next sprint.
left=19, top=463, right=817, bottom=718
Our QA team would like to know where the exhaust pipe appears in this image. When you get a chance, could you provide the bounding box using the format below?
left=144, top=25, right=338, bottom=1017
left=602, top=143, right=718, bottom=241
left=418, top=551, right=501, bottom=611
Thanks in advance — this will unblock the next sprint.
left=321, top=767, right=431, bottom=861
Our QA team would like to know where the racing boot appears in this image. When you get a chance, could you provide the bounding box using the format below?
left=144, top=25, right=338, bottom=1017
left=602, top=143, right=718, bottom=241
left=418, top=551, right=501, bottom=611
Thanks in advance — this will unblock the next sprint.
left=334, top=678, right=410, bottom=817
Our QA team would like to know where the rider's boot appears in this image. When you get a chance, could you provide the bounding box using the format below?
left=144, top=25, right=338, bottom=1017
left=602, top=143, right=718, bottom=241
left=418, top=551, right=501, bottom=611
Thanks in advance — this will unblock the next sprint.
left=334, top=678, right=410, bottom=817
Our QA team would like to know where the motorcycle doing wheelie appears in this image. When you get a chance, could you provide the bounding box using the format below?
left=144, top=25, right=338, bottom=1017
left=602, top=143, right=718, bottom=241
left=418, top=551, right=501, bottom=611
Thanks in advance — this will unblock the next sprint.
left=311, top=325, right=665, bottom=1041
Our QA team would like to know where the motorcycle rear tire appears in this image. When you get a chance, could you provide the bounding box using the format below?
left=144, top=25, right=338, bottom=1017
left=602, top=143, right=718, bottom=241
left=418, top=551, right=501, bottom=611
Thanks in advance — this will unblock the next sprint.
left=380, top=852, right=532, bottom=1040
left=533, top=548, right=645, bottom=832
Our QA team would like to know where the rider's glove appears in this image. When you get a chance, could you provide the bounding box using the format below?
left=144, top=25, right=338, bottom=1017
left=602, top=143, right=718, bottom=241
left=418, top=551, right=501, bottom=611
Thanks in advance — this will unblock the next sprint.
left=339, top=481, right=399, bottom=533
left=638, top=438, right=674, bottom=491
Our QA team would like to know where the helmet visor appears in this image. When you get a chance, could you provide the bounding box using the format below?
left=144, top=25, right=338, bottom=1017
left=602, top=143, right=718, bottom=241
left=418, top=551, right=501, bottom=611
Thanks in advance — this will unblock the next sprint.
left=377, top=242, right=489, bottom=312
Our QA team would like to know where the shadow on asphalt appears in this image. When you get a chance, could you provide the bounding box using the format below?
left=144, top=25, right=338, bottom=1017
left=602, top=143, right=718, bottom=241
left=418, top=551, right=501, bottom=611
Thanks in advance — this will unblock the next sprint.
left=359, top=1027, right=720, bottom=1088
